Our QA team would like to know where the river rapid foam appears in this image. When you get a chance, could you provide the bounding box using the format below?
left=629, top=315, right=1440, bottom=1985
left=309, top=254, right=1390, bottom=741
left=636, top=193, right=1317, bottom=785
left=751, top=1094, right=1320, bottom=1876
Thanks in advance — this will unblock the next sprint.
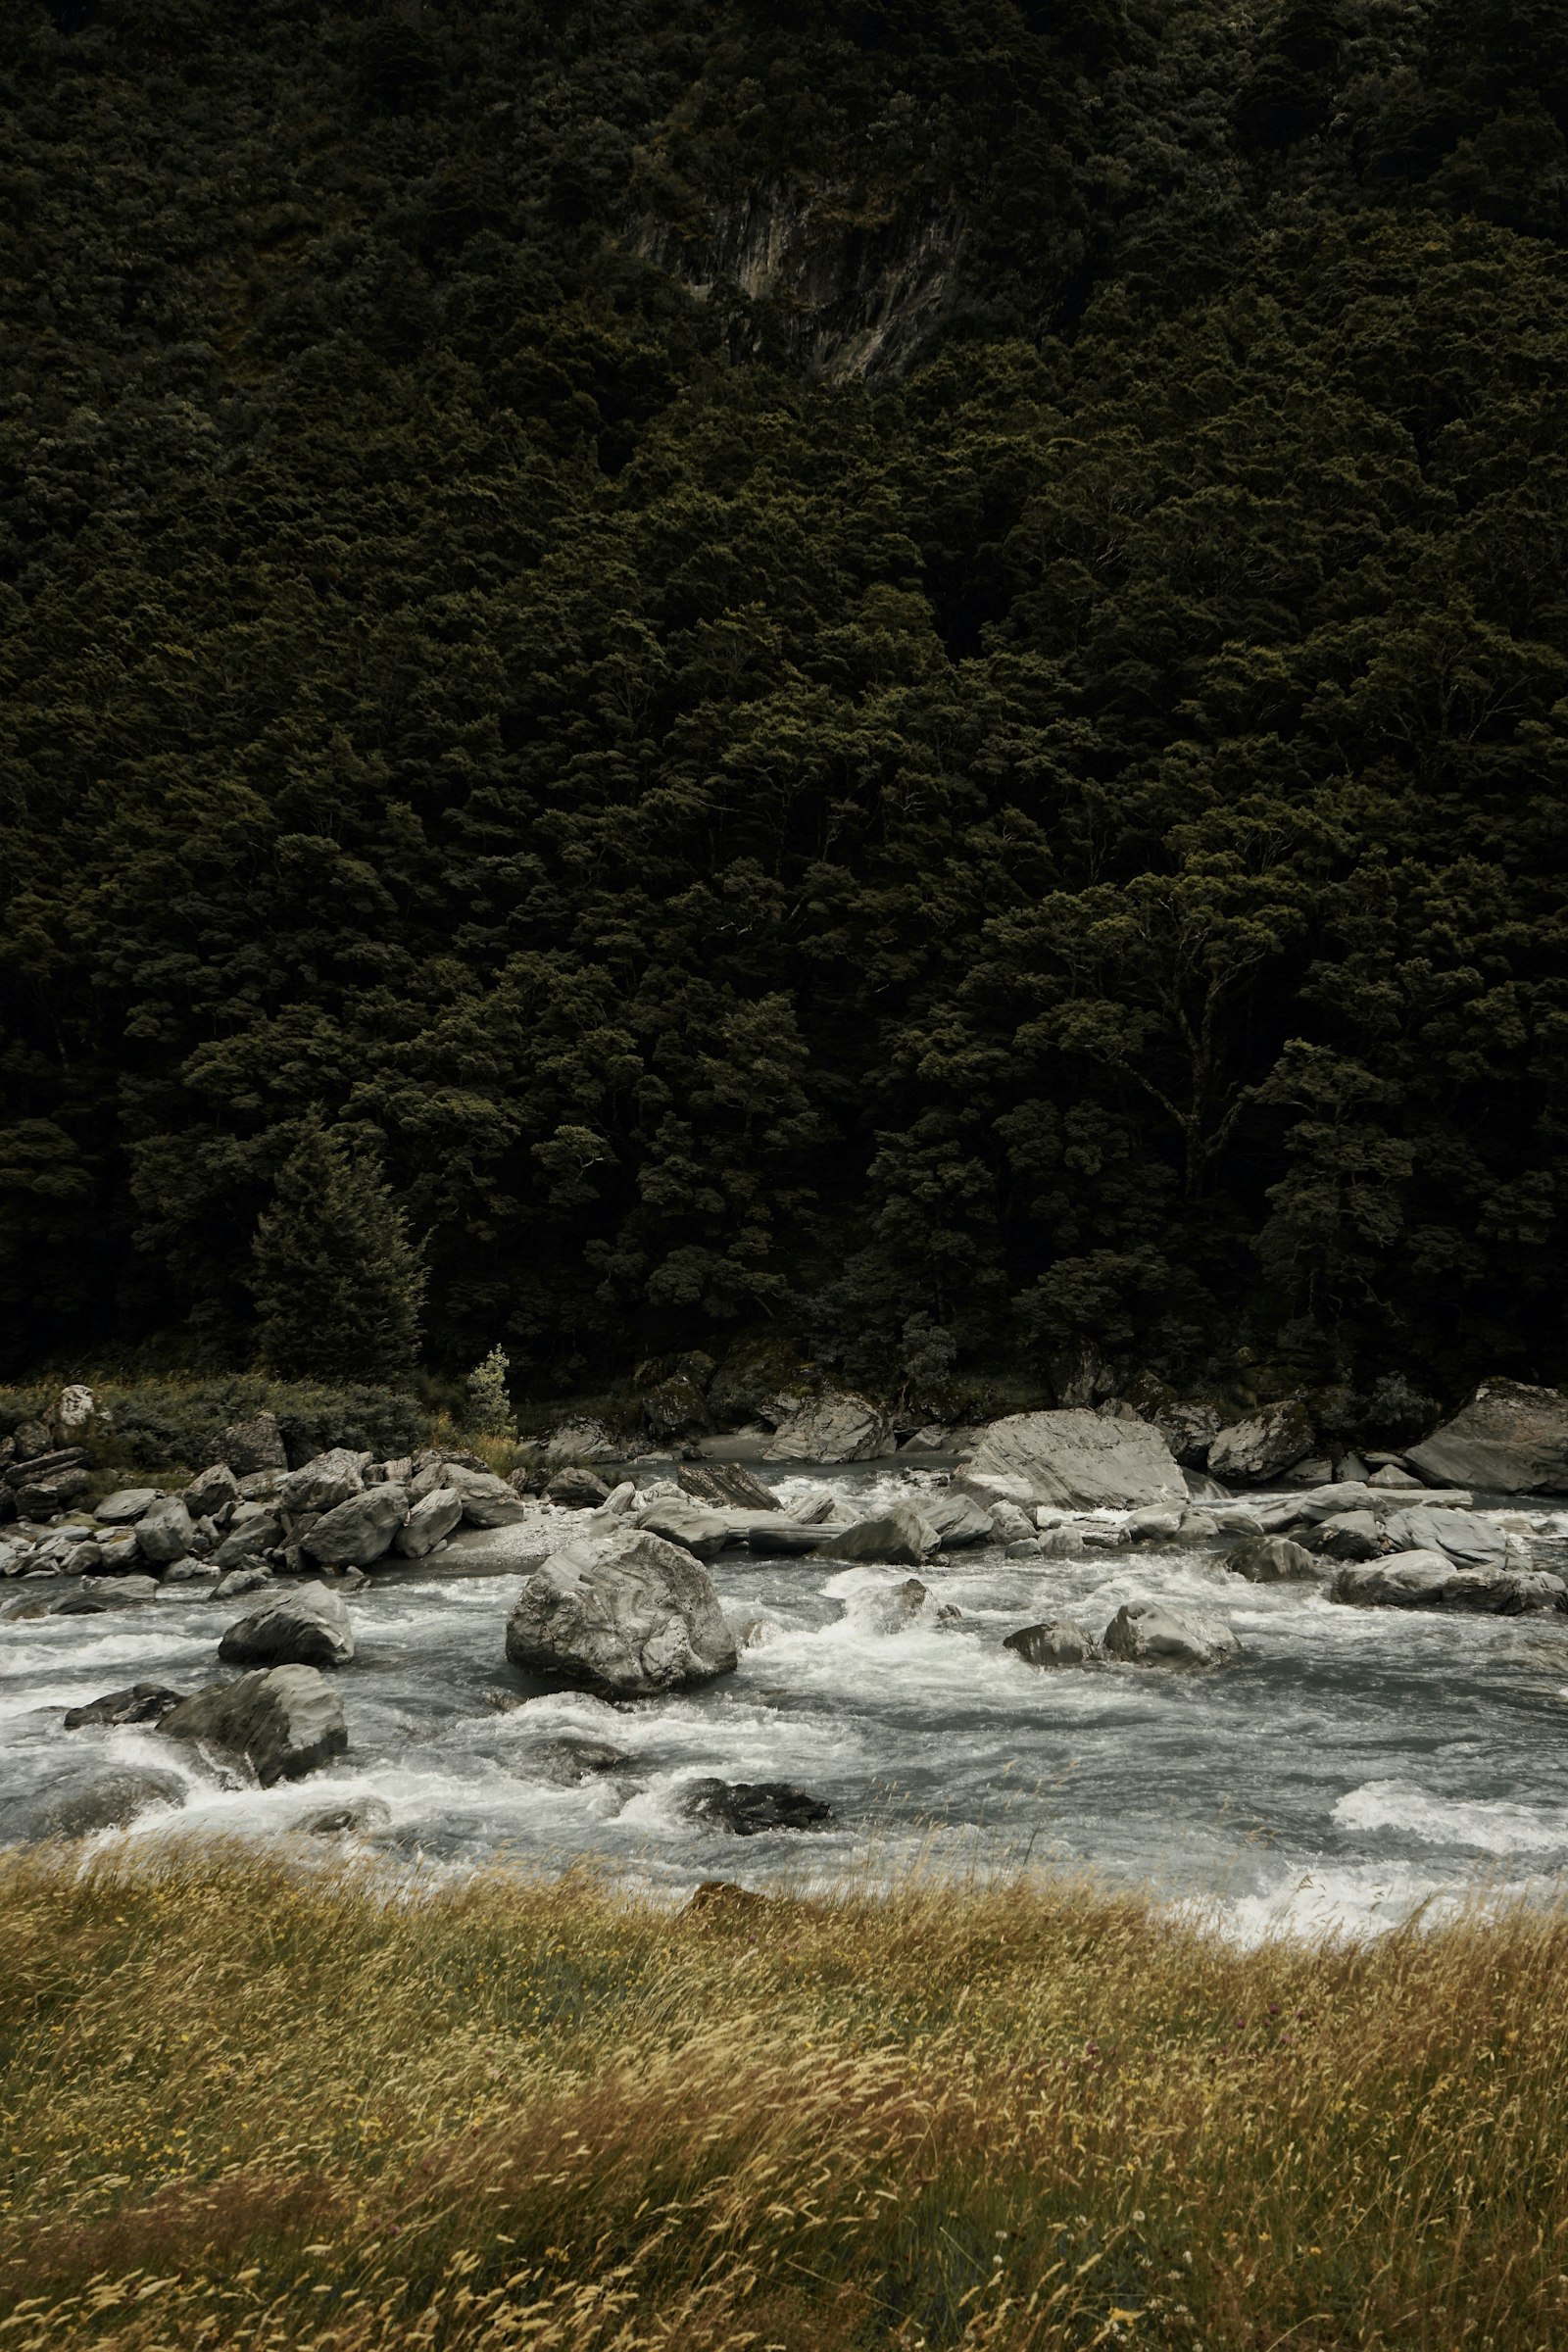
left=5, top=1462, right=1568, bottom=1941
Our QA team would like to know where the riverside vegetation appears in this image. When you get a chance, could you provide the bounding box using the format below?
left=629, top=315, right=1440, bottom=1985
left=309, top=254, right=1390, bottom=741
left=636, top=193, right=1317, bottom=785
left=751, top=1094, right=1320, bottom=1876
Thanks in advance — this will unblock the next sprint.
left=2, top=1848, right=1567, bottom=2352
left=4, top=0, right=1568, bottom=1404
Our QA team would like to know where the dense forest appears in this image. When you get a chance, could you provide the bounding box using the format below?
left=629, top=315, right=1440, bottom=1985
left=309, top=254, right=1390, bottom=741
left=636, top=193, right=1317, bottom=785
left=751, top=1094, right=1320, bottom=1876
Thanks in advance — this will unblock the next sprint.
left=3, top=0, right=1566, bottom=1404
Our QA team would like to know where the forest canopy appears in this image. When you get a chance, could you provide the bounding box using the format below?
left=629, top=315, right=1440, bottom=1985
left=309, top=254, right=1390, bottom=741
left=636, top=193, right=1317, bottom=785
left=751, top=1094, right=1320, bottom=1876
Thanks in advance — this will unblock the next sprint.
left=2, top=0, right=1566, bottom=1398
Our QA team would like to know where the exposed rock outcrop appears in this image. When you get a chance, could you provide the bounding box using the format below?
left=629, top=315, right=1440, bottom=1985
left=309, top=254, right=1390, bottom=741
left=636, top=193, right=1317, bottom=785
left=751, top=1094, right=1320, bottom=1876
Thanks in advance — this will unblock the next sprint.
left=158, top=1664, right=349, bottom=1783
left=763, top=1390, right=892, bottom=1463
left=218, top=1584, right=355, bottom=1670
left=1405, top=1380, right=1568, bottom=1494
left=504, top=1528, right=738, bottom=1698
left=956, top=1411, right=1185, bottom=1511
left=1102, top=1601, right=1240, bottom=1667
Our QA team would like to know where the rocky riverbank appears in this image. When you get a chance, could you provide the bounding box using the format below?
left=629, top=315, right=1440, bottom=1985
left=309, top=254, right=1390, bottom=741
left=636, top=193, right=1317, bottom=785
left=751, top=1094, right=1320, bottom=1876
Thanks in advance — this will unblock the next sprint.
left=6, top=1376, right=1568, bottom=1898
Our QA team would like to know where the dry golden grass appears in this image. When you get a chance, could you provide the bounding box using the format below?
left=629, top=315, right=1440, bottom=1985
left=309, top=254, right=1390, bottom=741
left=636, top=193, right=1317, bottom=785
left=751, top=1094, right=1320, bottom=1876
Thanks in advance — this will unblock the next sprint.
left=1, top=1845, right=1565, bottom=2350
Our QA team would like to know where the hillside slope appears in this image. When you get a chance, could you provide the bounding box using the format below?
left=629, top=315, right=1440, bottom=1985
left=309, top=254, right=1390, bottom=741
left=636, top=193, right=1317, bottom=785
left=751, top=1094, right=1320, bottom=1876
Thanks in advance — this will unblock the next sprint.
left=3, top=0, right=1567, bottom=1397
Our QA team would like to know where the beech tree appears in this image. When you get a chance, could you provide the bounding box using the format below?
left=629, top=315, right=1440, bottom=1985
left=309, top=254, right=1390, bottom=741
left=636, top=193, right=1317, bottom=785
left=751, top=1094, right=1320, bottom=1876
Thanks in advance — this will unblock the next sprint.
left=251, top=1114, right=424, bottom=1385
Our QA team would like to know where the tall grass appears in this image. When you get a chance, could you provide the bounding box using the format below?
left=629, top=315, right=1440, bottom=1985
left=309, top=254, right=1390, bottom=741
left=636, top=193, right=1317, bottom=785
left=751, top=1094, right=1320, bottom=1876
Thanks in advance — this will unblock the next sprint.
left=1, top=1847, right=1565, bottom=2349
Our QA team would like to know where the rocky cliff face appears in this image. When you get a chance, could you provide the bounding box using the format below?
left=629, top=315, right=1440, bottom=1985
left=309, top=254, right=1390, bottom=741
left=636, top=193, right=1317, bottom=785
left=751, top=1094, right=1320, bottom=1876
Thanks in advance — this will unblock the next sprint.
left=628, top=178, right=964, bottom=379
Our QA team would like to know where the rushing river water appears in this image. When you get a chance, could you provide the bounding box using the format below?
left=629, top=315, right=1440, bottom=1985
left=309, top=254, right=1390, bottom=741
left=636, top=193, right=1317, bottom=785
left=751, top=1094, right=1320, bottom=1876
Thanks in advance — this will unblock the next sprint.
left=5, top=1461, right=1568, bottom=1938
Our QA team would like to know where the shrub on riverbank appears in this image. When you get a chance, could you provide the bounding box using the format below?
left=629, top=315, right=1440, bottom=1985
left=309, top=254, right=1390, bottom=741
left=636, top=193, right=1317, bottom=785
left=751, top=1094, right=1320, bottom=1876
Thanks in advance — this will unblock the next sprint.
left=0, top=1377, right=429, bottom=1475
left=2, top=1848, right=1565, bottom=2349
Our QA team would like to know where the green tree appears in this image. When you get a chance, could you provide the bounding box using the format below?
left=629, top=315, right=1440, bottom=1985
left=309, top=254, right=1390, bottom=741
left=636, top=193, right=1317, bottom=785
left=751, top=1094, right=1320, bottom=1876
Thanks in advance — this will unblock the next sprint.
left=251, top=1112, right=424, bottom=1383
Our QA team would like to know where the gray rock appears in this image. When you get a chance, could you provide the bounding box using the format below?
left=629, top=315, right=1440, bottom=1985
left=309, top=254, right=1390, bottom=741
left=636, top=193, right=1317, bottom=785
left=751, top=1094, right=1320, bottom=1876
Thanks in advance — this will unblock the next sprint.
left=302, top=1484, right=407, bottom=1567
left=64, top=1684, right=183, bottom=1730
left=1102, top=1601, right=1240, bottom=1666
left=1368, top=1461, right=1426, bottom=1489
left=289, top=1793, right=392, bottom=1838
left=135, top=1495, right=194, bottom=1567
left=1291, top=1482, right=1377, bottom=1522
left=541, top=1419, right=618, bottom=1464
left=160, top=1556, right=220, bottom=1586
left=16, top=1470, right=91, bottom=1518
left=681, top=1779, right=833, bottom=1835
left=158, top=1664, right=349, bottom=1784
left=642, top=1373, right=710, bottom=1442
left=1331, top=1550, right=1568, bottom=1614
left=505, top=1528, right=738, bottom=1698
left=989, top=1501, right=1038, bottom=1542
left=393, top=1486, right=464, bottom=1558
left=1381, top=1506, right=1508, bottom=1569
left=919, top=1492, right=996, bottom=1548
left=211, top=1564, right=274, bottom=1602
left=1283, top=1456, right=1335, bottom=1486
left=24, top=1767, right=187, bottom=1840
left=62, top=1574, right=159, bottom=1609
left=218, top=1583, right=355, bottom=1669
left=214, top=1505, right=281, bottom=1568
left=816, top=1503, right=938, bottom=1567
left=1206, top=1398, right=1316, bottom=1484
left=95, top=1488, right=159, bottom=1526
left=219, top=1412, right=286, bottom=1476
left=2, top=1594, right=50, bottom=1620
left=956, top=1410, right=1186, bottom=1511
left=1153, top=1399, right=1223, bottom=1467
left=784, top=1491, right=838, bottom=1525
left=676, top=1461, right=780, bottom=1512
left=1127, top=1503, right=1187, bottom=1542
left=632, top=1499, right=734, bottom=1558
left=1311, top=1510, right=1383, bottom=1562
left=51, top=1383, right=97, bottom=1439
left=236, top=1468, right=286, bottom=1500
left=184, top=1463, right=240, bottom=1520
left=60, top=1538, right=102, bottom=1576
left=763, top=1391, right=892, bottom=1463
left=535, top=1737, right=634, bottom=1785
left=1224, top=1534, right=1320, bottom=1582
left=441, top=1466, right=526, bottom=1527
left=279, top=1447, right=369, bottom=1517
left=1004, top=1618, right=1097, bottom=1667
left=1405, top=1379, right=1568, bottom=1494
left=546, top=1466, right=612, bottom=1509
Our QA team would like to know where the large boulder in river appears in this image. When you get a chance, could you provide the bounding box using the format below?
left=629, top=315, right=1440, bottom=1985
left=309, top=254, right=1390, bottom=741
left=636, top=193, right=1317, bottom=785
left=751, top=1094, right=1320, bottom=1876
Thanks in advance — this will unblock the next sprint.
left=763, top=1390, right=891, bottom=1463
left=1225, top=1533, right=1320, bottom=1582
left=1206, top=1398, right=1316, bottom=1484
left=677, top=1461, right=780, bottom=1512
left=64, top=1683, right=183, bottom=1730
left=158, top=1664, right=348, bottom=1784
left=1102, top=1601, right=1240, bottom=1666
left=505, top=1528, right=738, bottom=1698
left=218, top=1583, right=355, bottom=1670
left=1405, top=1380, right=1568, bottom=1494
left=817, top=1503, right=938, bottom=1567
left=956, top=1410, right=1185, bottom=1511
left=393, top=1486, right=464, bottom=1557
left=920, top=1491, right=996, bottom=1548
left=302, top=1484, right=406, bottom=1567
left=1379, top=1504, right=1511, bottom=1570
left=135, top=1495, right=194, bottom=1568
left=23, top=1767, right=187, bottom=1841
left=632, top=1499, right=734, bottom=1558
left=1004, top=1618, right=1097, bottom=1667
left=682, top=1779, right=833, bottom=1836
left=1331, top=1550, right=1567, bottom=1614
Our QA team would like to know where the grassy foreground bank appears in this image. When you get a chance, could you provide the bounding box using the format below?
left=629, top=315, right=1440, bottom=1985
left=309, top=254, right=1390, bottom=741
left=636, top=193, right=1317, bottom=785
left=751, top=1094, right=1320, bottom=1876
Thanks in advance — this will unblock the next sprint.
left=1, top=1851, right=1565, bottom=2351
